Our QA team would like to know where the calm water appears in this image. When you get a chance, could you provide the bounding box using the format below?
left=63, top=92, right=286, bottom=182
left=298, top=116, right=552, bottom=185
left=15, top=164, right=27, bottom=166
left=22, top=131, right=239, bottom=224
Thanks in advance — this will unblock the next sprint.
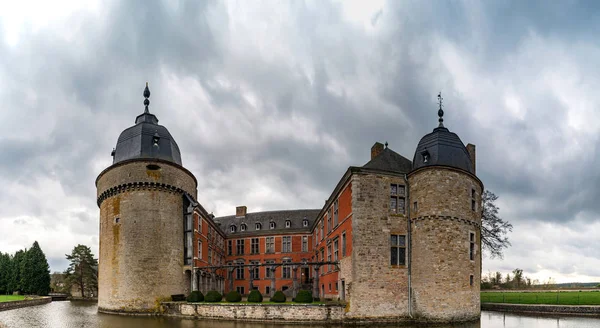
left=2, top=301, right=600, bottom=328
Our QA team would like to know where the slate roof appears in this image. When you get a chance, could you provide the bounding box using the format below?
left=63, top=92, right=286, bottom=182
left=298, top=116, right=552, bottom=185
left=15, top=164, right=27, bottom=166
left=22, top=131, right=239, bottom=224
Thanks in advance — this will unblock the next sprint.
left=362, top=147, right=413, bottom=174
left=213, top=209, right=321, bottom=237
left=112, top=111, right=182, bottom=165
left=412, top=126, right=474, bottom=174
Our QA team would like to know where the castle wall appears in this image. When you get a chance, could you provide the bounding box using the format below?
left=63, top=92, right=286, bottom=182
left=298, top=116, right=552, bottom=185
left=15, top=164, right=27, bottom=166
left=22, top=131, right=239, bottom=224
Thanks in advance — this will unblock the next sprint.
left=97, top=160, right=197, bottom=313
left=347, top=173, right=409, bottom=319
left=409, top=167, right=482, bottom=322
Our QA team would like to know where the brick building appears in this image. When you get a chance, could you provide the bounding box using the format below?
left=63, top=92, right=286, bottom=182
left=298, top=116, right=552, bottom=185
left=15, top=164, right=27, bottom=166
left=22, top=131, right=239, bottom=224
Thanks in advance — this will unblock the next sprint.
left=97, top=86, right=482, bottom=322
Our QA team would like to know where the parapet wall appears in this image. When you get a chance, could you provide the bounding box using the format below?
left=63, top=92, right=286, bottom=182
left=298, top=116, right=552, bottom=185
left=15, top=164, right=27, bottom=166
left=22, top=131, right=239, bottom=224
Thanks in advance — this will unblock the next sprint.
left=162, top=302, right=345, bottom=322
left=0, top=297, right=51, bottom=312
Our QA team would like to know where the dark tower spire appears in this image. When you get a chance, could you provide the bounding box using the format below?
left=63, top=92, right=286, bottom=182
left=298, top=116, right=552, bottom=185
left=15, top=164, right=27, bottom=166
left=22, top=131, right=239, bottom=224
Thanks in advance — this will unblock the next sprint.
left=144, top=82, right=151, bottom=113
left=437, top=92, right=444, bottom=127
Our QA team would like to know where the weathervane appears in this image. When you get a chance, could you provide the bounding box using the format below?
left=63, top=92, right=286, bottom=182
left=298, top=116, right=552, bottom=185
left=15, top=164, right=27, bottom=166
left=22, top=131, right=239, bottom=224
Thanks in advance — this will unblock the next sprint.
left=437, top=92, right=444, bottom=127
left=144, top=82, right=151, bottom=113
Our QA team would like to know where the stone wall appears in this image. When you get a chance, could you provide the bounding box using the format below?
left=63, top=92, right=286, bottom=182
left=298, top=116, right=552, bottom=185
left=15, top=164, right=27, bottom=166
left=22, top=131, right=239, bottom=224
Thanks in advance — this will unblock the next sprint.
left=409, top=167, right=482, bottom=322
left=347, top=172, right=410, bottom=319
left=97, top=160, right=197, bottom=313
left=482, top=302, right=600, bottom=316
left=162, top=302, right=345, bottom=322
left=0, top=297, right=51, bottom=312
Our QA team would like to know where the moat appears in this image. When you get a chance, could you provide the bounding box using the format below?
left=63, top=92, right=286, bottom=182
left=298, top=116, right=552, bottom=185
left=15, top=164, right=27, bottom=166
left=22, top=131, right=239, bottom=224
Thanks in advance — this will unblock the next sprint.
left=2, top=302, right=600, bottom=328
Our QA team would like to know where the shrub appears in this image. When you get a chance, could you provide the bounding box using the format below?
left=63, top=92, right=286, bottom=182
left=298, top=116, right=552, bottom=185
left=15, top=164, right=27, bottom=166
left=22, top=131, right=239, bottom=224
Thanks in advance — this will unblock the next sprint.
left=205, top=290, right=223, bottom=302
left=225, top=291, right=242, bottom=302
left=186, top=291, right=204, bottom=302
left=270, top=290, right=286, bottom=303
left=294, top=290, right=313, bottom=303
left=247, top=290, right=263, bottom=302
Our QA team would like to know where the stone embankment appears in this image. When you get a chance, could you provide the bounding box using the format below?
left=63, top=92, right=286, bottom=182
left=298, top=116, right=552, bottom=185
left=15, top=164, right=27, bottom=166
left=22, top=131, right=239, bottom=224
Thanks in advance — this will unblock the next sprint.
left=482, top=302, right=600, bottom=316
left=0, top=297, right=51, bottom=312
left=162, top=302, right=345, bottom=322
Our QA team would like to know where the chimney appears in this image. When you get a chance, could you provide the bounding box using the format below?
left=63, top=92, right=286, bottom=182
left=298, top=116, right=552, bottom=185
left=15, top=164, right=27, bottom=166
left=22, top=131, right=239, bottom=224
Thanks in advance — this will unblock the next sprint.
left=371, top=142, right=384, bottom=160
left=466, top=144, right=476, bottom=174
left=236, top=206, right=247, bottom=218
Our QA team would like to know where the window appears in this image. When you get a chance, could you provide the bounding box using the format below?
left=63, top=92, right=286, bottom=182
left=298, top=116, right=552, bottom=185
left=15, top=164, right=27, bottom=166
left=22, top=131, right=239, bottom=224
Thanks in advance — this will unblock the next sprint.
left=285, top=220, right=291, bottom=228
left=333, top=239, right=339, bottom=265
left=266, top=286, right=271, bottom=295
left=227, top=240, right=233, bottom=256
left=303, top=219, right=308, bottom=227
left=184, top=213, right=193, bottom=265
left=327, top=214, right=331, bottom=233
left=302, top=236, right=308, bottom=252
left=320, top=221, right=324, bottom=240
left=208, top=248, right=212, bottom=264
left=236, top=286, right=245, bottom=295
left=270, top=222, right=276, bottom=229
left=471, top=188, right=477, bottom=211
left=422, top=150, right=430, bottom=163
left=255, top=222, right=261, bottom=230
left=327, top=245, right=332, bottom=272
left=198, top=240, right=202, bottom=259
left=282, top=236, right=291, bottom=253
left=241, top=223, right=246, bottom=232
left=250, top=261, right=260, bottom=280
left=236, top=239, right=245, bottom=255
left=320, top=248, right=325, bottom=263
left=265, top=260, right=275, bottom=278
left=230, top=225, right=236, bottom=233
left=390, top=184, right=405, bottom=214
left=413, top=201, right=418, bottom=212
left=341, top=231, right=347, bottom=257
left=470, top=275, right=474, bottom=286
left=236, top=261, right=245, bottom=280
left=469, top=232, right=475, bottom=261
left=266, top=237, right=274, bottom=253
left=329, top=283, right=331, bottom=291
left=334, top=200, right=339, bottom=226
left=282, top=259, right=291, bottom=279
left=198, top=218, right=202, bottom=234
left=390, top=235, right=406, bottom=266
left=251, top=238, right=259, bottom=254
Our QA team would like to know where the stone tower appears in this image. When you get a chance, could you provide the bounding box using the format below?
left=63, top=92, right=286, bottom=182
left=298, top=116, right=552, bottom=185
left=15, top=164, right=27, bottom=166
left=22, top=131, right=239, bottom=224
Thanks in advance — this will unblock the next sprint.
left=96, top=84, right=197, bottom=313
left=408, top=103, right=483, bottom=321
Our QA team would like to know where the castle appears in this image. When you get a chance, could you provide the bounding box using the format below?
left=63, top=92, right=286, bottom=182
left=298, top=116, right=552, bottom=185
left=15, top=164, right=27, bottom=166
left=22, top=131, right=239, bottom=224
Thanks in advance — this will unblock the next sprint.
left=96, top=85, right=482, bottom=322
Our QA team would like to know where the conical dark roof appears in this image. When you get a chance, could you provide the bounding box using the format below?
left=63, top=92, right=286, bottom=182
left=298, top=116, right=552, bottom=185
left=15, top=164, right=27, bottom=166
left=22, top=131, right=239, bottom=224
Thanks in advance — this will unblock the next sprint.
left=412, top=126, right=473, bottom=174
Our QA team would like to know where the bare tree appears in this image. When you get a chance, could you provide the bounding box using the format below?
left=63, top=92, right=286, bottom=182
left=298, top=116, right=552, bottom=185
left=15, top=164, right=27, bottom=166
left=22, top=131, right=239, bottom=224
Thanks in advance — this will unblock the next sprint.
left=481, top=190, right=513, bottom=259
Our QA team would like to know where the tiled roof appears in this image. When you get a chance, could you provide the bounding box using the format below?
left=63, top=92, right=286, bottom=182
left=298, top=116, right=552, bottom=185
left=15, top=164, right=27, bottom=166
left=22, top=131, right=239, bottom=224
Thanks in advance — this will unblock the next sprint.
left=362, top=147, right=413, bottom=174
left=214, top=209, right=320, bottom=237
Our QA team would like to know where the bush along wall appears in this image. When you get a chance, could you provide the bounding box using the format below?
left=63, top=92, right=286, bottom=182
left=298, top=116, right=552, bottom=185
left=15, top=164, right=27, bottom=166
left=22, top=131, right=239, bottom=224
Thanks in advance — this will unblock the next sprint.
left=225, top=291, right=242, bottom=302
left=270, top=290, right=286, bottom=303
left=205, top=291, right=223, bottom=302
left=294, top=290, right=313, bottom=303
left=247, top=290, right=263, bottom=302
left=186, top=291, right=204, bottom=302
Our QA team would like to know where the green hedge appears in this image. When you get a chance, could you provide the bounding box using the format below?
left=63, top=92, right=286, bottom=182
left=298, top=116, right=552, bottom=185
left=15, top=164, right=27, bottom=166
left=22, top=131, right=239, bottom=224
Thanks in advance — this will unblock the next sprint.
left=294, top=290, right=313, bottom=303
left=247, top=290, right=263, bottom=302
left=225, top=291, right=242, bottom=302
left=186, top=291, right=204, bottom=302
left=205, top=290, right=223, bottom=302
left=270, top=290, right=286, bottom=303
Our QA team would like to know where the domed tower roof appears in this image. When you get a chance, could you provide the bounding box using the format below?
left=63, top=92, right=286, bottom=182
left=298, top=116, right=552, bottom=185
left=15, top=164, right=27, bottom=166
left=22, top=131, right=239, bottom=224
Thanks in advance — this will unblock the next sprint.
left=412, top=94, right=474, bottom=174
left=111, top=83, right=182, bottom=165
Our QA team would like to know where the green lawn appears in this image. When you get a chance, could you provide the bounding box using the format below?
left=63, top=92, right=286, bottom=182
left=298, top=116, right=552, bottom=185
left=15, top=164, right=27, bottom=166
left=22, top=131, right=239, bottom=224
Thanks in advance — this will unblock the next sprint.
left=0, top=295, right=26, bottom=302
left=481, top=291, right=600, bottom=305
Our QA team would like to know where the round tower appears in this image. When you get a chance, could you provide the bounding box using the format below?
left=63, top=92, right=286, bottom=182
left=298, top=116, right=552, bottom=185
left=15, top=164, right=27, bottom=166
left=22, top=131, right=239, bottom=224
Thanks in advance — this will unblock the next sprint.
left=96, top=84, right=197, bottom=313
left=408, top=99, right=482, bottom=322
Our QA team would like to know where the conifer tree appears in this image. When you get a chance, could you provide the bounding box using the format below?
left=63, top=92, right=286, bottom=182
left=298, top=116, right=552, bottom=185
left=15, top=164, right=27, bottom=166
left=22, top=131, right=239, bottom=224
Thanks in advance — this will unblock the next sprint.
left=0, top=252, right=11, bottom=294
left=8, top=250, right=26, bottom=293
left=65, top=244, right=98, bottom=297
left=21, top=241, right=51, bottom=295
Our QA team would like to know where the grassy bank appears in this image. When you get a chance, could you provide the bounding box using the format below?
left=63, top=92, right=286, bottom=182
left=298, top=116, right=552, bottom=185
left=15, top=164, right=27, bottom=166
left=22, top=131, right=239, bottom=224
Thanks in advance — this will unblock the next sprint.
left=0, top=295, right=26, bottom=302
left=481, top=291, right=600, bottom=305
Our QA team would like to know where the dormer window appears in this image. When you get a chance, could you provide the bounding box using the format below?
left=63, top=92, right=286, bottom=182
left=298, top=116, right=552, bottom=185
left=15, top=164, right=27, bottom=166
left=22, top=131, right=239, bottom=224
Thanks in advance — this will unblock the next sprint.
left=303, top=219, right=309, bottom=227
left=152, top=133, right=160, bottom=146
left=270, top=222, right=276, bottom=229
left=421, top=150, right=430, bottom=163
left=230, top=225, right=237, bottom=233
left=240, top=223, right=246, bottom=232
left=285, top=220, right=291, bottom=228
left=255, top=222, right=261, bottom=230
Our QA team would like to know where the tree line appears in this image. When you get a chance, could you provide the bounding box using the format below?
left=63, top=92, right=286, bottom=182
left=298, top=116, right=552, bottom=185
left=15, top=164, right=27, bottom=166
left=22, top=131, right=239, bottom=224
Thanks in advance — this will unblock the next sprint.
left=481, top=268, right=562, bottom=290
left=0, top=241, right=51, bottom=296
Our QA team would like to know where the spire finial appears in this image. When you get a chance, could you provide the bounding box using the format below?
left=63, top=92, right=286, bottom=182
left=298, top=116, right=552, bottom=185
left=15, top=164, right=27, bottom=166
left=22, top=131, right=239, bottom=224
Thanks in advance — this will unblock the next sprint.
left=143, top=82, right=151, bottom=113
left=437, top=92, right=444, bottom=127
left=384, top=141, right=388, bottom=149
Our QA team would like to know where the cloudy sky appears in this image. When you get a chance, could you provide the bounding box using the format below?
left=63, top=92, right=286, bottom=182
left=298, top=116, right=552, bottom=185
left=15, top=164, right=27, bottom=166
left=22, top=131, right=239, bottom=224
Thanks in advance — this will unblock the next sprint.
left=1, top=0, right=599, bottom=283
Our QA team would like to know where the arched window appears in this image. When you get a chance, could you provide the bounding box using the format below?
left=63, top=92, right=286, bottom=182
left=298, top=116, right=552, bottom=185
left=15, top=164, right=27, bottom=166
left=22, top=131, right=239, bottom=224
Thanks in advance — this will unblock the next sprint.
left=255, top=222, right=262, bottom=230
left=303, top=219, right=309, bottom=227
left=285, top=220, right=291, bottom=228
left=270, top=221, right=276, bottom=229
left=230, top=225, right=237, bottom=233
left=241, top=223, right=247, bottom=232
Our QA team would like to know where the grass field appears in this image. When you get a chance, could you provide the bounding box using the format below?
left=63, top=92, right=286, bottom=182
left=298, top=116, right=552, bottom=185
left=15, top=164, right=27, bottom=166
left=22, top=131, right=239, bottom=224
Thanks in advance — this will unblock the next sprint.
left=0, top=295, right=26, bottom=302
left=481, top=291, right=600, bottom=305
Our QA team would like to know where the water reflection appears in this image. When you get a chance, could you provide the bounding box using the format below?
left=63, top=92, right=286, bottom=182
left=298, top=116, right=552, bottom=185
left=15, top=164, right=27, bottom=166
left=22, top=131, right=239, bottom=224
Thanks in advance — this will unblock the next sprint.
left=1, top=302, right=600, bottom=328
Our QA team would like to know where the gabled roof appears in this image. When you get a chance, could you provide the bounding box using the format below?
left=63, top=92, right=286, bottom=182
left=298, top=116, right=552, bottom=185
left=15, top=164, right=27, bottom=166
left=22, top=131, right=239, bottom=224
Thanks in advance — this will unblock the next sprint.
left=214, top=209, right=320, bottom=237
left=362, top=148, right=413, bottom=174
